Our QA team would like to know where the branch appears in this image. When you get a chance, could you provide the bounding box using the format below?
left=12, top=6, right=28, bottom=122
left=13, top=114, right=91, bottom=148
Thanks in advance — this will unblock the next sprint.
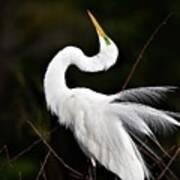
left=10, top=140, right=41, bottom=163
left=42, top=169, right=48, bottom=180
left=158, top=147, right=180, bottom=180
left=19, top=171, right=22, bottom=180
left=36, top=150, right=51, bottom=180
left=0, top=145, right=13, bottom=167
left=130, top=132, right=178, bottom=179
left=27, top=120, right=84, bottom=179
left=122, top=13, right=173, bottom=90
left=0, top=128, right=57, bottom=169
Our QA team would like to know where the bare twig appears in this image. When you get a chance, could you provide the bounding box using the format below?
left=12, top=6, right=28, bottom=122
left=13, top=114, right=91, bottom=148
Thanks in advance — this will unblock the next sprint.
left=19, top=171, right=22, bottom=180
left=158, top=147, right=180, bottom=180
left=27, top=120, right=84, bottom=179
left=42, top=169, right=48, bottom=180
left=0, top=140, right=41, bottom=169
left=11, top=140, right=41, bottom=163
left=0, top=128, right=57, bottom=169
left=4, top=145, right=11, bottom=163
left=152, top=145, right=176, bottom=167
left=0, top=145, right=13, bottom=167
left=130, top=132, right=178, bottom=179
left=149, top=136, right=171, bottom=158
left=122, top=13, right=173, bottom=90
left=36, top=151, right=51, bottom=180
left=0, top=145, right=5, bottom=154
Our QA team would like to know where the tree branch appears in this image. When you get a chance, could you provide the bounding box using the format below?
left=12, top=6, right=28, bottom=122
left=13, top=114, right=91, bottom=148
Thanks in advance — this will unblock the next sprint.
left=122, top=13, right=173, bottom=90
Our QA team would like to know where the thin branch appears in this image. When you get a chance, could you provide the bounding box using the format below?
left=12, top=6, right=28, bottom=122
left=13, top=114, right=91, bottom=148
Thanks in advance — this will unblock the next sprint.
left=10, top=127, right=57, bottom=163
left=4, top=145, right=11, bottom=164
left=152, top=145, right=176, bottom=167
left=122, top=13, right=173, bottom=90
left=0, top=140, right=41, bottom=169
left=0, top=145, right=5, bottom=154
left=0, top=145, right=13, bottom=167
left=158, top=147, right=180, bottom=180
left=11, top=139, right=41, bottom=163
left=149, top=136, right=171, bottom=158
left=36, top=151, right=51, bottom=180
left=42, top=169, right=48, bottom=180
left=27, top=120, right=84, bottom=179
left=130, top=132, right=178, bottom=179
left=0, top=128, right=57, bottom=169
left=19, top=171, right=22, bottom=180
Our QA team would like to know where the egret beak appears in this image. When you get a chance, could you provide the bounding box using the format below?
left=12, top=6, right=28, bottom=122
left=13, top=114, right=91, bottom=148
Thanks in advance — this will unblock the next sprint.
left=87, top=10, right=111, bottom=45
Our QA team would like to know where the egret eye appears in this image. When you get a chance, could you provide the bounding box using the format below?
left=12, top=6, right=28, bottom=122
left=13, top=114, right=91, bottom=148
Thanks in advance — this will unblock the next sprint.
left=104, top=36, right=111, bottom=46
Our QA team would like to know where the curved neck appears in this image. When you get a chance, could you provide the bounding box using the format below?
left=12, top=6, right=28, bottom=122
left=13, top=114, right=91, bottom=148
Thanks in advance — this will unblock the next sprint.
left=44, top=51, right=72, bottom=114
left=44, top=41, right=118, bottom=113
left=45, top=55, right=69, bottom=91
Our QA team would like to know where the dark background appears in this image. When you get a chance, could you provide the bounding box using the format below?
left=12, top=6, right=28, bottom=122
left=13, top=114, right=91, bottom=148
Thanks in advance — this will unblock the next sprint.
left=0, top=0, right=179, bottom=179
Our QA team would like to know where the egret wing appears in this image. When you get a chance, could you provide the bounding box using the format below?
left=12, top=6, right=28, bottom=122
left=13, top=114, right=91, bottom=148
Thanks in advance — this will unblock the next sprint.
left=72, top=100, right=147, bottom=180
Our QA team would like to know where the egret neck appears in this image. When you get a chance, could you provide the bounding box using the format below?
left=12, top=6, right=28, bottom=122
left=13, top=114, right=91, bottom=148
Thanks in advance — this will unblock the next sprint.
left=44, top=12, right=118, bottom=114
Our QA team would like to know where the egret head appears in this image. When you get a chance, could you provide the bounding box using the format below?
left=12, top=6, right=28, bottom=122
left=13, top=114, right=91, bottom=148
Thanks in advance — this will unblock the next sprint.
left=87, top=10, right=118, bottom=65
left=87, top=10, right=112, bottom=49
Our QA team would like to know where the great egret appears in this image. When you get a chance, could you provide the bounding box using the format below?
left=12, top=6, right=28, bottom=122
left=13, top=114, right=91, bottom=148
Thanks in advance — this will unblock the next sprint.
left=44, top=11, right=180, bottom=180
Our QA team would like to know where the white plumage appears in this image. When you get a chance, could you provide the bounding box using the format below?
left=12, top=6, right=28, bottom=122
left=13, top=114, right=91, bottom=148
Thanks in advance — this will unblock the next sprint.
left=44, top=11, right=180, bottom=180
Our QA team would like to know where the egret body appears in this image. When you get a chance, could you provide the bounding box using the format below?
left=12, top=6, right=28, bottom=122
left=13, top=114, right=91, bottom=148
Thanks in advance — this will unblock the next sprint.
left=44, top=11, right=180, bottom=180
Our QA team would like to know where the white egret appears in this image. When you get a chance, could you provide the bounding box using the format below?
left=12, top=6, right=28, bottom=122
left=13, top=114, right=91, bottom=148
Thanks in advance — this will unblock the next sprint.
left=44, top=11, right=180, bottom=180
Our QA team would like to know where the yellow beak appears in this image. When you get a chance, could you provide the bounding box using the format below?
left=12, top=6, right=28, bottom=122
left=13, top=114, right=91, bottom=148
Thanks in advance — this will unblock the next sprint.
left=87, top=10, right=107, bottom=39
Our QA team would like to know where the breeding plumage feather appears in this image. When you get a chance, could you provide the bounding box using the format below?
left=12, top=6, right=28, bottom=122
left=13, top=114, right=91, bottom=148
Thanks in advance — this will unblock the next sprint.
left=111, top=86, right=177, bottom=104
left=109, top=99, right=180, bottom=136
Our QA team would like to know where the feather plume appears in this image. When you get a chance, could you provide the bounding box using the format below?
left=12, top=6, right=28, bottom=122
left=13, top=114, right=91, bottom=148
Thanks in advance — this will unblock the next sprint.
left=111, top=86, right=177, bottom=104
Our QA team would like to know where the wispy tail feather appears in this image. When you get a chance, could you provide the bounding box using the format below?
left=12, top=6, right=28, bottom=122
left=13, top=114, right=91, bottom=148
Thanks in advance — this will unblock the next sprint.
left=111, top=102, right=180, bottom=137
left=107, top=86, right=179, bottom=179
left=111, top=86, right=177, bottom=105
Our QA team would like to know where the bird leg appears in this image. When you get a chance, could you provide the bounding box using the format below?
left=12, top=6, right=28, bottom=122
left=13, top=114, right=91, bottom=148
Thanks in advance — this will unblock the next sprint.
left=88, top=158, right=96, bottom=180
left=114, top=177, right=119, bottom=180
